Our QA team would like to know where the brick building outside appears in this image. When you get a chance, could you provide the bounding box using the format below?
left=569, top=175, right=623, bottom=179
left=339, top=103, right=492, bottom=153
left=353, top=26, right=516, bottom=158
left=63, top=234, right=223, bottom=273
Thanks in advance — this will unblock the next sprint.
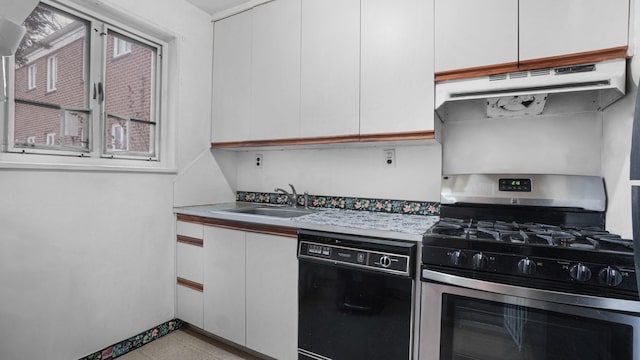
left=14, top=19, right=153, bottom=154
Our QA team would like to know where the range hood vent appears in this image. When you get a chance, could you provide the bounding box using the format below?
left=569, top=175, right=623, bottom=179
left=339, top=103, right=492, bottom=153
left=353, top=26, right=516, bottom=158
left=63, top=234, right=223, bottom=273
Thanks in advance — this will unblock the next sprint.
left=435, top=58, right=626, bottom=111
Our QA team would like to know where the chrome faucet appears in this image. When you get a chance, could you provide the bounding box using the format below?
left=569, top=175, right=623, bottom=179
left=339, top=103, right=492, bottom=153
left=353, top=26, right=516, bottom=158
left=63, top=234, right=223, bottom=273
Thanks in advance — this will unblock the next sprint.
left=275, top=184, right=298, bottom=207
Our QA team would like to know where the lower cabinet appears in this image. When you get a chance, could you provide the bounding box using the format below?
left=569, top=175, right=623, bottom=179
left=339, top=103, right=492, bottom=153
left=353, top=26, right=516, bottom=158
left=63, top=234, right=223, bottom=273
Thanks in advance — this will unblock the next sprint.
left=200, top=225, right=298, bottom=360
left=176, top=221, right=205, bottom=329
left=245, top=233, right=298, bottom=360
left=203, top=226, right=247, bottom=345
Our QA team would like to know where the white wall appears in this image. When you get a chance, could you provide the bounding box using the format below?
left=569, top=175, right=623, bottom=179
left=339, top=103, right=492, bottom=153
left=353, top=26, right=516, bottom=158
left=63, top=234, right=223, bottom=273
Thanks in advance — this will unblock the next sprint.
left=602, top=0, right=640, bottom=238
left=441, top=93, right=604, bottom=176
left=235, top=143, right=442, bottom=201
left=0, top=1, right=232, bottom=359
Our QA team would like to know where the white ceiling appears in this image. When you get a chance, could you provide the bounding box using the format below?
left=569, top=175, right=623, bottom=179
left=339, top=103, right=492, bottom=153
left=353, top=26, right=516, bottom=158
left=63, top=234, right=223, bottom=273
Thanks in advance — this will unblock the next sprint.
left=185, top=0, right=252, bottom=15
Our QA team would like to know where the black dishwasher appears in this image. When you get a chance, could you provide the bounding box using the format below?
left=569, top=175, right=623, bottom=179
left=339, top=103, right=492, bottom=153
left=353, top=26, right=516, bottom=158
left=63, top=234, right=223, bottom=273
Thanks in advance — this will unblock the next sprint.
left=297, top=229, right=416, bottom=360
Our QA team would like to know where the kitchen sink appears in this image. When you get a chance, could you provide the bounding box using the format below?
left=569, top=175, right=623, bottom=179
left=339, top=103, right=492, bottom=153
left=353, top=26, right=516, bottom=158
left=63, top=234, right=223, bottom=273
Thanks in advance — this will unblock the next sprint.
left=224, top=206, right=316, bottom=218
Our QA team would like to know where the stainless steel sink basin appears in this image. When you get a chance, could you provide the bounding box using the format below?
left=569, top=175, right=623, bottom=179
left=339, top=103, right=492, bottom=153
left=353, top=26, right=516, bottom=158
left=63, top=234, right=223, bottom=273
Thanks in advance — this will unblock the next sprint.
left=226, top=206, right=315, bottom=218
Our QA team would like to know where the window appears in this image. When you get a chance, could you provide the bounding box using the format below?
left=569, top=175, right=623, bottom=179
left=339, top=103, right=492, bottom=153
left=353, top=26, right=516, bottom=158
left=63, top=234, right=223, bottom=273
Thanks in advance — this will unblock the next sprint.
left=46, top=132, right=56, bottom=145
left=113, top=37, right=131, bottom=58
left=8, top=1, right=164, bottom=161
left=110, top=123, right=127, bottom=151
left=27, top=64, right=36, bottom=90
left=46, top=55, right=57, bottom=92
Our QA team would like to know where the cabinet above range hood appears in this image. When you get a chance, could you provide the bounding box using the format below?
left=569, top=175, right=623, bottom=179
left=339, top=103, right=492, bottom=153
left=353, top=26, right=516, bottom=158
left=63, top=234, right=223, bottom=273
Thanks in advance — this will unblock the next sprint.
left=435, top=58, right=626, bottom=111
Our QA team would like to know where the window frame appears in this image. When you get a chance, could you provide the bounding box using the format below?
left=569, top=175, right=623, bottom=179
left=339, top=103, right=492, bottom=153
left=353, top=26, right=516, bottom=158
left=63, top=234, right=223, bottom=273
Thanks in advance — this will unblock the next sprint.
left=46, top=55, right=57, bottom=92
left=27, top=64, right=36, bottom=90
left=112, top=37, right=132, bottom=58
left=2, top=0, right=173, bottom=171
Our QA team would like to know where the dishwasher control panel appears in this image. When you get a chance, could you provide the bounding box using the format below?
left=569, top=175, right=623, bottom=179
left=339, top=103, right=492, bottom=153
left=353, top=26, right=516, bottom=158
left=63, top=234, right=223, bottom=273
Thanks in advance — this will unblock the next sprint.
left=297, top=230, right=416, bottom=277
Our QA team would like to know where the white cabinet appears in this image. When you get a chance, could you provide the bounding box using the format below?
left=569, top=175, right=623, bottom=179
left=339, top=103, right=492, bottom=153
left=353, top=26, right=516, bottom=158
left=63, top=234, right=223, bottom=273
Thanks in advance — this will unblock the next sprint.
left=246, top=233, right=298, bottom=360
left=360, top=0, right=434, bottom=135
left=434, top=0, right=629, bottom=77
left=434, top=0, right=517, bottom=73
left=251, top=0, right=301, bottom=140
left=200, top=225, right=297, bottom=358
left=212, top=10, right=252, bottom=143
left=203, top=226, right=246, bottom=346
left=300, top=0, right=360, bottom=138
left=519, top=0, right=629, bottom=61
left=176, top=221, right=204, bottom=329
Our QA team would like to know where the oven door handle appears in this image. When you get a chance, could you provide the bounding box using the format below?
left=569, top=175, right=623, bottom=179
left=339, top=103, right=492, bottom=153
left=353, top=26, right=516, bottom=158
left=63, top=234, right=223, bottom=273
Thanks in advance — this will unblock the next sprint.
left=422, top=269, right=640, bottom=313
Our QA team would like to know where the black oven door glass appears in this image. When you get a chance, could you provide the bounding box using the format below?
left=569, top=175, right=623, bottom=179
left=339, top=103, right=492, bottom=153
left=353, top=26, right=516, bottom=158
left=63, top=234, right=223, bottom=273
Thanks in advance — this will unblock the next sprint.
left=299, top=260, right=413, bottom=360
left=440, top=295, right=633, bottom=360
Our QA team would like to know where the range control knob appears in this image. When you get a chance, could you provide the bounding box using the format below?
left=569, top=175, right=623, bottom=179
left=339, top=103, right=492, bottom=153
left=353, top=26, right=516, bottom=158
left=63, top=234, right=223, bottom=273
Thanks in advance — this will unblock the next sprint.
left=472, top=253, right=489, bottom=270
left=449, top=250, right=466, bottom=266
left=379, top=255, right=392, bottom=268
left=517, top=258, right=537, bottom=275
left=598, top=266, right=623, bottom=287
left=570, top=263, right=592, bottom=282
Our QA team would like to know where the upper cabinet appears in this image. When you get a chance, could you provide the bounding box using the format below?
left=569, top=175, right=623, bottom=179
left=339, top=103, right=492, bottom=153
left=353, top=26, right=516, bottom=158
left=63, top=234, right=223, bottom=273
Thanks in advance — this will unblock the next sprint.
left=211, top=0, right=435, bottom=148
left=300, top=0, right=360, bottom=138
left=212, top=0, right=300, bottom=143
left=360, top=0, right=434, bottom=136
left=251, top=0, right=301, bottom=140
left=435, top=0, right=629, bottom=81
left=434, top=0, right=518, bottom=74
left=212, top=10, right=252, bottom=143
left=518, top=0, right=629, bottom=62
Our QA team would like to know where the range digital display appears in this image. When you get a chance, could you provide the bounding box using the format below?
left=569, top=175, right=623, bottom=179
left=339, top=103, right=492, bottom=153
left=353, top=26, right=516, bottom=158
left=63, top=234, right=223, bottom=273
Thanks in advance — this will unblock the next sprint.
left=499, top=178, right=532, bottom=192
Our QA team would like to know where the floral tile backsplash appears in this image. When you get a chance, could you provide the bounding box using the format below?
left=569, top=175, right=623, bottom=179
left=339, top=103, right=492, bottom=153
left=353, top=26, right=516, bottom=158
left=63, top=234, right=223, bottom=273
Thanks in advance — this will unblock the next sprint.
left=79, top=319, right=183, bottom=360
left=236, top=191, right=440, bottom=216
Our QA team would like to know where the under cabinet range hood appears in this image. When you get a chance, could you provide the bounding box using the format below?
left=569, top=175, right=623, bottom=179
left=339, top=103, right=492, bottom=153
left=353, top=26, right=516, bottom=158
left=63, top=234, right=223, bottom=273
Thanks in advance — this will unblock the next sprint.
left=435, top=58, right=626, bottom=111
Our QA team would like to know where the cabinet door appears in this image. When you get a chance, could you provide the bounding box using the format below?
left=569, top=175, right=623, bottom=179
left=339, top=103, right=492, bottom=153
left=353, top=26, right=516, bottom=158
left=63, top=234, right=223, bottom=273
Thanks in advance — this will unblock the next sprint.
left=434, top=0, right=517, bottom=73
left=300, top=0, right=360, bottom=137
left=203, top=226, right=246, bottom=346
left=360, top=0, right=434, bottom=135
left=212, top=10, right=252, bottom=143
left=246, top=233, right=298, bottom=360
left=251, top=0, right=301, bottom=140
left=519, top=0, right=629, bottom=61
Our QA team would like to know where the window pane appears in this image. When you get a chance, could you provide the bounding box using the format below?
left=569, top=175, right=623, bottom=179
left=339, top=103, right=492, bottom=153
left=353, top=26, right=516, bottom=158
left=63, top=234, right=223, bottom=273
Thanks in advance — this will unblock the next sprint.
left=105, top=31, right=156, bottom=157
left=14, top=103, right=60, bottom=147
left=14, top=4, right=90, bottom=151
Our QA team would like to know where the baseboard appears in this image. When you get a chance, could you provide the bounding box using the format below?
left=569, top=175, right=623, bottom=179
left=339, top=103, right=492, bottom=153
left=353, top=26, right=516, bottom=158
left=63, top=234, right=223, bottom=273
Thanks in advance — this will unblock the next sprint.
left=78, top=319, right=183, bottom=360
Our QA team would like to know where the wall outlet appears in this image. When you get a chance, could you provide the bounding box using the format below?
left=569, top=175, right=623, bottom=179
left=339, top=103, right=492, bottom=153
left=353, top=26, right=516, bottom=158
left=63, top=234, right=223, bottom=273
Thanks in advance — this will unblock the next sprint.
left=255, top=154, right=263, bottom=168
left=384, top=149, right=395, bottom=167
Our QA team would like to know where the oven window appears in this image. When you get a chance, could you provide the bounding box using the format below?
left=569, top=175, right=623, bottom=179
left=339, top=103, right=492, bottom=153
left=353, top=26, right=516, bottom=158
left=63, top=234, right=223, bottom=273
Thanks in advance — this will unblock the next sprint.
left=440, top=295, right=633, bottom=360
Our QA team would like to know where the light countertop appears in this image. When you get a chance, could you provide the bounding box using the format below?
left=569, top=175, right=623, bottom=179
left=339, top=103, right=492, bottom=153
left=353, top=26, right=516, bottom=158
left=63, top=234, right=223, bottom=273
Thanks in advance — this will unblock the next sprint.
left=175, top=203, right=439, bottom=242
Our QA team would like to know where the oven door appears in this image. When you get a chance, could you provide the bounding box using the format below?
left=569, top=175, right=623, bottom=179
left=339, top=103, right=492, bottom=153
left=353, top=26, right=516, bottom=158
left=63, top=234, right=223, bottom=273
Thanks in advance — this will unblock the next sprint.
left=420, top=270, right=640, bottom=360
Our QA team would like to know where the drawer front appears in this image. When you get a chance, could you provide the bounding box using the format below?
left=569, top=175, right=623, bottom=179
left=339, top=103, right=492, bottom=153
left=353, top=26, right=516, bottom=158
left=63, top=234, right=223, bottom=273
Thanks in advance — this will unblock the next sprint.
left=177, top=284, right=204, bottom=328
left=177, top=242, right=203, bottom=283
left=177, top=221, right=204, bottom=239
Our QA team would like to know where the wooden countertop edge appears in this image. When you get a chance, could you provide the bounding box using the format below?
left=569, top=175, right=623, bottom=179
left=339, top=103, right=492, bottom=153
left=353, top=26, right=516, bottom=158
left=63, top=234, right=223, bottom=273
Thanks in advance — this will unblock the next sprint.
left=211, top=131, right=435, bottom=149
left=177, top=234, right=204, bottom=247
left=177, top=214, right=298, bottom=238
left=177, top=277, right=204, bottom=292
left=435, top=46, right=628, bottom=82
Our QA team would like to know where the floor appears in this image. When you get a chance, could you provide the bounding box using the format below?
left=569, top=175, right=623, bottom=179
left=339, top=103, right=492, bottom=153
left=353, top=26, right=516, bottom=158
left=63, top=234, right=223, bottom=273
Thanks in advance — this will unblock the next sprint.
left=118, top=327, right=264, bottom=360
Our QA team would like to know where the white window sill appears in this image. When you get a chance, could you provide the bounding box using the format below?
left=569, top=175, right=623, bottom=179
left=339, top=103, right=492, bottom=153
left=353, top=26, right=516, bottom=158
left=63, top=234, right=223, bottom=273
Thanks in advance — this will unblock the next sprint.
left=0, top=152, right=177, bottom=173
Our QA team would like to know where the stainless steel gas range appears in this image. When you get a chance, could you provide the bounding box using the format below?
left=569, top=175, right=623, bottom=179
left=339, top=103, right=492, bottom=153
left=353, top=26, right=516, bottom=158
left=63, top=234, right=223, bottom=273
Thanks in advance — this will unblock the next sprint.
left=419, top=174, right=640, bottom=360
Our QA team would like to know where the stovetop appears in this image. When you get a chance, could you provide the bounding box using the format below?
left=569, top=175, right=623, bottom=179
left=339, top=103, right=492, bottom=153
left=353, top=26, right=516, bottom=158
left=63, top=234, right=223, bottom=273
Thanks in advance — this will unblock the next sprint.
left=422, top=217, right=638, bottom=300
left=430, top=217, right=634, bottom=253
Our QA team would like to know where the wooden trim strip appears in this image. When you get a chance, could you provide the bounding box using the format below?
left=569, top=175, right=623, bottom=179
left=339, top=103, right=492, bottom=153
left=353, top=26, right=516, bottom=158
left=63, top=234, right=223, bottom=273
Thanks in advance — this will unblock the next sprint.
left=177, top=235, right=203, bottom=247
left=435, top=47, right=628, bottom=82
left=359, top=130, right=435, bottom=142
left=517, top=46, right=628, bottom=72
left=177, top=277, right=204, bottom=292
left=211, top=134, right=360, bottom=149
left=435, top=62, right=519, bottom=82
left=211, top=131, right=435, bottom=149
left=176, top=214, right=298, bottom=238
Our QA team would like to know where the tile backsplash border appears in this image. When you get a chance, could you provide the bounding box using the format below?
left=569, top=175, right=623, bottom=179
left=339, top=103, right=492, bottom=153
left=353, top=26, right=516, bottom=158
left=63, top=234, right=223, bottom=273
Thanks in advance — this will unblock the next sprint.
left=236, top=191, right=440, bottom=216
